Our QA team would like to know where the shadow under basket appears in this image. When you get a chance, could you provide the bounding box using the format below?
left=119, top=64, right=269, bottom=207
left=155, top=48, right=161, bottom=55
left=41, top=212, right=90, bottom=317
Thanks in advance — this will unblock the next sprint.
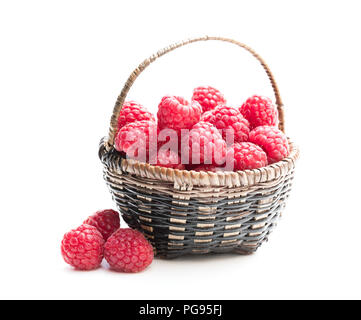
left=98, top=36, right=300, bottom=259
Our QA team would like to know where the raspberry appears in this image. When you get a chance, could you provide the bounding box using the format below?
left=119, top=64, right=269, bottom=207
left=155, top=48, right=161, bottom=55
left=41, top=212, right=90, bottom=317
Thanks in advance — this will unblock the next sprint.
left=201, top=105, right=250, bottom=143
left=228, top=142, right=268, bottom=171
left=240, top=95, right=278, bottom=129
left=61, top=224, right=104, bottom=270
left=248, top=126, right=289, bottom=164
left=192, top=86, right=226, bottom=113
left=117, top=101, right=155, bottom=130
left=155, top=148, right=185, bottom=170
left=104, top=228, right=154, bottom=273
left=181, top=121, right=227, bottom=165
left=83, top=209, right=120, bottom=241
left=157, top=96, right=202, bottom=134
left=192, top=164, right=223, bottom=172
left=115, top=120, right=159, bottom=161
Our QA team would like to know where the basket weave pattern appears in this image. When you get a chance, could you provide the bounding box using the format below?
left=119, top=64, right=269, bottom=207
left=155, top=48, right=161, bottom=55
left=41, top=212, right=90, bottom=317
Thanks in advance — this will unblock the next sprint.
left=99, top=36, right=299, bottom=258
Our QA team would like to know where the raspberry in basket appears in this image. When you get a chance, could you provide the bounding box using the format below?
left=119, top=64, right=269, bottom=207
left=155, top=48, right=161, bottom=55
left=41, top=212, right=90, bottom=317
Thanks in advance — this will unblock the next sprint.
left=104, top=228, right=154, bottom=273
left=181, top=121, right=226, bottom=165
left=115, top=120, right=159, bottom=161
left=83, top=209, right=120, bottom=241
left=240, top=95, right=278, bottom=129
left=157, top=96, right=202, bottom=134
left=117, top=101, right=155, bottom=130
left=201, top=105, right=250, bottom=143
left=192, top=164, right=223, bottom=172
left=61, top=224, right=104, bottom=270
left=228, top=142, right=268, bottom=171
left=155, top=149, right=185, bottom=169
left=192, top=86, right=226, bottom=113
left=248, top=125, right=289, bottom=164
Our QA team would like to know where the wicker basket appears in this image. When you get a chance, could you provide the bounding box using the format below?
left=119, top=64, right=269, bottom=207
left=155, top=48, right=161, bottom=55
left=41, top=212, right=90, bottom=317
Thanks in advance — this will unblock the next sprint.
left=99, top=36, right=299, bottom=258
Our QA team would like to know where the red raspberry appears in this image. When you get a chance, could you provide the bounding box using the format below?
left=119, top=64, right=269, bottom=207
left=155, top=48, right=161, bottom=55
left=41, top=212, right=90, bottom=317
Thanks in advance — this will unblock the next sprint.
left=181, top=121, right=227, bottom=165
left=240, top=95, right=278, bottom=129
left=248, top=126, right=289, bottom=164
left=157, top=96, right=202, bottom=134
left=192, top=164, right=223, bottom=172
left=83, top=209, right=120, bottom=241
left=201, top=105, right=250, bottom=143
left=117, top=101, right=155, bottom=130
left=228, top=142, right=268, bottom=171
left=155, top=148, right=185, bottom=170
left=104, top=228, right=154, bottom=273
left=61, top=224, right=104, bottom=270
left=192, top=86, right=226, bottom=113
left=115, top=120, right=159, bottom=160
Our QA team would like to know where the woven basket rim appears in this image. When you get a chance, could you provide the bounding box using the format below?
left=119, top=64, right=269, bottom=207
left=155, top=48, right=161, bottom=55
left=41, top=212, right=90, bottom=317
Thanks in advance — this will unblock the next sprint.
left=99, top=138, right=299, bottom=189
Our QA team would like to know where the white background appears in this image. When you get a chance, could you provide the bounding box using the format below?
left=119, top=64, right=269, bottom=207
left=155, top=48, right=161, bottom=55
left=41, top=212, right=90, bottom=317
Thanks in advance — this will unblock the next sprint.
left=1, top=0, right=360, bottom=300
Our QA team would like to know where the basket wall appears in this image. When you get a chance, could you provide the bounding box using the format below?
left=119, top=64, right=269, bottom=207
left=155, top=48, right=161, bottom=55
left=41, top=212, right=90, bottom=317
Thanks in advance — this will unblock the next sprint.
left=99, top=143, right=296, bottom=258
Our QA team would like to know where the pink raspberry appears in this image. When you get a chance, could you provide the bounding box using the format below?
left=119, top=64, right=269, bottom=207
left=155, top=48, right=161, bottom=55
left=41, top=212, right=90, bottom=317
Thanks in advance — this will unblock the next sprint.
left=192, top=164, right=223, bottom=172
left=155, top=149, right=185, bottom=170
left=115, top=120, right=159, bottom=161
left=104, top=228, right=154, bottom=273
left=181, top=121, right=227, bottom=165
left=192, top=86, right=226, bottom=113
left=83, top=209, right=120, bottom=241
left=248, top=126, right=289, bottom=164
left=201, top=105, right=250, bottom=143
left=61, top=224, right=104, bottom=270
left=157, top=96, right=202, bottom=134
left=117, top=101, right=155, bottom=130
left=240, top=95, right=278, bottom=129
left=227, top=142, right=268, bottom=171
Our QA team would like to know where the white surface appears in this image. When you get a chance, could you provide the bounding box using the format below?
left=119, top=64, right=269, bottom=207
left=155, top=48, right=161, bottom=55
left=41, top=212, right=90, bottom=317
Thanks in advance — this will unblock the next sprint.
left=1, top=0, right=361, bottom=300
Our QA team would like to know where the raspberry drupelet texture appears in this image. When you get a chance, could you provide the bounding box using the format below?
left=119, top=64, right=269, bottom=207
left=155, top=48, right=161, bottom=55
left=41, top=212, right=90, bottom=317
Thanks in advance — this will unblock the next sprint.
left=228, top=142, right=268, bottom=171
left=248, top=126, right=289, bottom=164
left=239, top=95, right=278, bottom=129
left=155, top=148, right=185, bottom=170
left=192, top=86, right=226, bottom=113
left=83, top=209, right=120, bottom=241
left=117, top=101, right=155, bottom=130
left=181, top=121, right=227, bottom=165
left=201, top=105, right=250, bottom=143
left=61, top=224, right=105, bottom=270
left=115, top=120, right=159, bottom=160
left=192, top=164, right=223, bottom=172
left=157, top=96, right=202, bottom=134
left=104, top=228, right=154, bottom=273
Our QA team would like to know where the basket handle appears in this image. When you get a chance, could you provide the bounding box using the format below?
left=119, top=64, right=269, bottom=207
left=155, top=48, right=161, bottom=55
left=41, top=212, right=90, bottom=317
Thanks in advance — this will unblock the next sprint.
left=106, top=36, right=284, bottom=150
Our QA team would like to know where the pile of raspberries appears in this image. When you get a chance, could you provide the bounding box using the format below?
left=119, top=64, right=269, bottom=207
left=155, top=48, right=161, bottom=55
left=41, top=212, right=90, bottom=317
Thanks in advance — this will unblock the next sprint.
left=114, top=86, right=290, bottom=171
left=61, top=209, right=154, bottom=272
